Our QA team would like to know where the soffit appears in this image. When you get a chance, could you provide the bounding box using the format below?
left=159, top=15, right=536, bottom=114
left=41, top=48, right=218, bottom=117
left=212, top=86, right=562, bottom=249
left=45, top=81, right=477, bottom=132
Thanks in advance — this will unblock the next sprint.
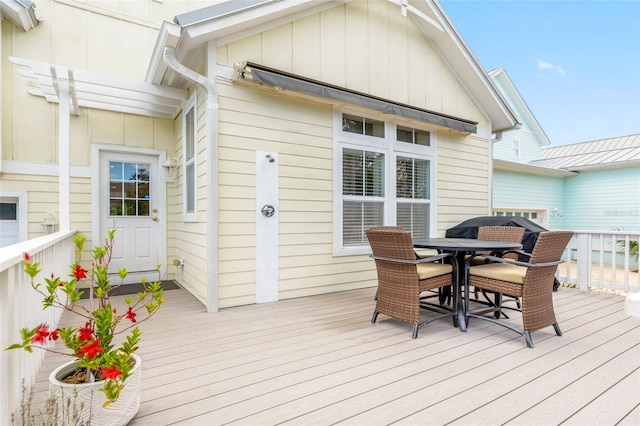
left=11, top=56, right=187, bottom=119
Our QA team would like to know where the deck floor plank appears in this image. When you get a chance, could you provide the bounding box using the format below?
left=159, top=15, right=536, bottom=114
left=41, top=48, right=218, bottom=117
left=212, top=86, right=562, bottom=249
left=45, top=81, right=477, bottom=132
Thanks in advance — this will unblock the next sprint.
left=25, top=286, right=639, bottom=426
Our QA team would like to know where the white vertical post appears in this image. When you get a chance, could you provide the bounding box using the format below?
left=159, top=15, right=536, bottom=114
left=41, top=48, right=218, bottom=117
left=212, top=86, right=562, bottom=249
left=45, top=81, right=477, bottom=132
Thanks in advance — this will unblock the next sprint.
left=54, top=67, right=71, bottom=232
left=577, top=233, right=591, bottom=292
left=256, top=151, right=279, bottom=303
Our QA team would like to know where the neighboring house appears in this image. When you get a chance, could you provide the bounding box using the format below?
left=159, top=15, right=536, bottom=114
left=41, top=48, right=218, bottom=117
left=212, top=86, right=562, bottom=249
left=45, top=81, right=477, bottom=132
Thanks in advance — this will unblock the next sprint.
left=489, top=67, right=640, bottom=232
left=0, top=0, right=518, bottom=311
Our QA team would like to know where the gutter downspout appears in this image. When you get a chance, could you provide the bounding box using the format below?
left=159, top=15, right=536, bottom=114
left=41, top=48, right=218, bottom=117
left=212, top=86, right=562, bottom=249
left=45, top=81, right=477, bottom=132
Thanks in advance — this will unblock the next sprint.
left=488, top=130, right=503, bottom=215
left=162, top=47, right=220, bottom=313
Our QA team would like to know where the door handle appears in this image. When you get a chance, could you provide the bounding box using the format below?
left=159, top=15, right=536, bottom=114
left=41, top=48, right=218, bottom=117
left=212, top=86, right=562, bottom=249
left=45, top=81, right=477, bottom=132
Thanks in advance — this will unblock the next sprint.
left=261, top=205, right=275, bottom=218
left=152, top=216, right=158, bottom=222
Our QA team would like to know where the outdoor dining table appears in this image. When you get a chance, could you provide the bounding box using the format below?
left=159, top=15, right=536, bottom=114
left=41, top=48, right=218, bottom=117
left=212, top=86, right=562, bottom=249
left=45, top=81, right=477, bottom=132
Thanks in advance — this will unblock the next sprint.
left=412, top=238, right=523, bottom=332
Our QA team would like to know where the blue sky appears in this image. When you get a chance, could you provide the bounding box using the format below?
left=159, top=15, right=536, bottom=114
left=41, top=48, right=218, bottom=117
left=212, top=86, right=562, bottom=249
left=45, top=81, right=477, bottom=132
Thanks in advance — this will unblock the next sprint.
left=439, top=0, right=640, bottom=146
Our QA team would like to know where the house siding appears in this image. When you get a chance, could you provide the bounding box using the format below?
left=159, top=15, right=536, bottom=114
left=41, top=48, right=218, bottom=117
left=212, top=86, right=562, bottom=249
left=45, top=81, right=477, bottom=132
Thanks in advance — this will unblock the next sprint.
left=2, top=0, right=498, bottom=310
left=564, top=167, right=640, bottom=231
left=206, top=2, right=492, bottom=307
left=493, top=169, right=565, bottom=229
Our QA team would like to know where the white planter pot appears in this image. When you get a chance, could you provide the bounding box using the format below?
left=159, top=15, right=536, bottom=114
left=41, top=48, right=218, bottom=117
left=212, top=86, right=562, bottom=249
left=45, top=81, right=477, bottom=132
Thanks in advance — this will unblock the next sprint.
left=48, top=354, right=142, bottom=426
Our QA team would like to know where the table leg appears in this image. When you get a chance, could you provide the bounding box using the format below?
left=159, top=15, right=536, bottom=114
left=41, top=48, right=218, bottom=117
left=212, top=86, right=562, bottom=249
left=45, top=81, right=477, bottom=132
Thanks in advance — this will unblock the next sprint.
left=454, top=253, right=467, bottom=332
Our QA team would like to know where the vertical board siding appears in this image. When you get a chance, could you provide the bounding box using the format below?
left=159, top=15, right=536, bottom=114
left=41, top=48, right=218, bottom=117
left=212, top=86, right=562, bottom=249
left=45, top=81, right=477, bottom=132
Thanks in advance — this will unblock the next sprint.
left=221, top=1, right=486, bottom=129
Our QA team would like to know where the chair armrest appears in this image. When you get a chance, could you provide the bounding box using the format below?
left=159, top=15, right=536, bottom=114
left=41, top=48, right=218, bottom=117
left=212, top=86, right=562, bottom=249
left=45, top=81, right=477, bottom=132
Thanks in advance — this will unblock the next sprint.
left=465, top=254, right=564, bottom=269
left=371, top=252, right=454, bottom=265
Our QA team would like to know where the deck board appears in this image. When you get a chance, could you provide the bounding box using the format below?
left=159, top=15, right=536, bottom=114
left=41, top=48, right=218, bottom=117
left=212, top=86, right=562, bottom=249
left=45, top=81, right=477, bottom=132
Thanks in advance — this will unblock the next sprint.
left=27, top=286, right=640, bottom=425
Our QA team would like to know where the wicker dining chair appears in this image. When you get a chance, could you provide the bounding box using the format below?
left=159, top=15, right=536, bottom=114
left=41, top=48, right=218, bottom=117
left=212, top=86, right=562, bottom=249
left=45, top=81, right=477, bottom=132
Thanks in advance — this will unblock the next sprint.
left=366, top=227, right=457, bottom=339
left=472, top=226, right=526, bottom=309
left=475, top=226, right=526, bottom=263
left=464, top=231, right=573, bottom=348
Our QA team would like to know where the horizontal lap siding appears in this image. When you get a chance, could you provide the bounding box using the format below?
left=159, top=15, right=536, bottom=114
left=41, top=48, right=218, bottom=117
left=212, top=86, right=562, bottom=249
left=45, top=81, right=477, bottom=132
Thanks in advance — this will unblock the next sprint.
left=218, top=82, right=364, bottom=307
left=169, top=88, right=208, bottom=305
left=436, top=133, right=491, bottom=234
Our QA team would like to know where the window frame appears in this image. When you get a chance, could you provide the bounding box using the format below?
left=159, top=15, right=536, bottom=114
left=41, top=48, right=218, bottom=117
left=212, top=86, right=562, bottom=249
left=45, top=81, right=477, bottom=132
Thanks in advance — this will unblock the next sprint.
left=182, top=93, right=197, bottom=222
left=333, top=108, right=437, bottom=255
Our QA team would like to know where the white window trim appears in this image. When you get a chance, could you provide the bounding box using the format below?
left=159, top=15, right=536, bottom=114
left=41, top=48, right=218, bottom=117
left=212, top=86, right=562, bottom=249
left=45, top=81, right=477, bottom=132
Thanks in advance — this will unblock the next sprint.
left=333, top=108, right=437, bottom=256
left=182, top=93, right=197, bottom=222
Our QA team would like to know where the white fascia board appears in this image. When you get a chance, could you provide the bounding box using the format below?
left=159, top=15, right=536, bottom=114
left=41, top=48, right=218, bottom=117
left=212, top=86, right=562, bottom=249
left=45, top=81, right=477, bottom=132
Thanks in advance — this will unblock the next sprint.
left=146, top=21, right=182, bottom=85
left=178, top=0, right=348, bottom=53
left=489, top=68, right=551, bottom=146
left=493, top=159, right=577, bottom=177
left=425, top=0, right=518, bottom=133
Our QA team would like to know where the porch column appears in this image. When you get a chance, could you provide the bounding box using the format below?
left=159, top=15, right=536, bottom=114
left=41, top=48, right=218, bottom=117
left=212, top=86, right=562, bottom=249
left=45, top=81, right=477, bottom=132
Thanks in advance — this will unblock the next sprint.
left=52, top=66, right=71, bottom=232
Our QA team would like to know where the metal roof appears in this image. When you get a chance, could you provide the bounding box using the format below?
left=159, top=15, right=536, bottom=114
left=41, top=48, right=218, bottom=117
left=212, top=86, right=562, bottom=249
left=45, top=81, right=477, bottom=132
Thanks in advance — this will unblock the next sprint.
left=529, top=134, right=640, bottom=171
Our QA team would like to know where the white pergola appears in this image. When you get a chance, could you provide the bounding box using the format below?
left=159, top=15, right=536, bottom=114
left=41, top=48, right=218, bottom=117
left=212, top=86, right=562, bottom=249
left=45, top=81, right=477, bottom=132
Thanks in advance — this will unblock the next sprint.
left=10, top=56, right=188, bottom=231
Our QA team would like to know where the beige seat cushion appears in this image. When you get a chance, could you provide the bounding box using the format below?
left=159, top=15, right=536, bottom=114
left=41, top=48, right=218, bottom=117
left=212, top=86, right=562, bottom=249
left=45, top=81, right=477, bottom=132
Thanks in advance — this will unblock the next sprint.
left=417, top=263, right=452, bottom=280
left=469, top=263, right=527, bottom=284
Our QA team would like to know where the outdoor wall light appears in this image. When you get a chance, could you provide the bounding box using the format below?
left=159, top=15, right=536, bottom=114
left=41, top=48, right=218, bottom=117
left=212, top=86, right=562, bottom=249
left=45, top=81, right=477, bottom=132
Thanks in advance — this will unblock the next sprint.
left=550, top=208, right=562, bottom=217
left=163, top=157, right=179, bottom=177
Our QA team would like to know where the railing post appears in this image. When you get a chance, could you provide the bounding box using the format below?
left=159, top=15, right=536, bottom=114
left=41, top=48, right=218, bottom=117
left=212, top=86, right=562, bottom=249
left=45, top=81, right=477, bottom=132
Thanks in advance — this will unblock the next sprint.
left=576, top=233, right=591, bottom=292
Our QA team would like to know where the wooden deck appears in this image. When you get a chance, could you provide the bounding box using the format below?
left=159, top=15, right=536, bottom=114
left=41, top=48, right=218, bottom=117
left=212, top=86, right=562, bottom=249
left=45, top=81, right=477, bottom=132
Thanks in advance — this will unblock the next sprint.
left=30, top=286, right=640, bottom=425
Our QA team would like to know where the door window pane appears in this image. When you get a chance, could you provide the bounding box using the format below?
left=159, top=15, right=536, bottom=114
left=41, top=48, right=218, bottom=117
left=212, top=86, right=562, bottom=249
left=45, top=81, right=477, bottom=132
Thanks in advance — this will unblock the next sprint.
left=109, top=161, right=151, bottom=217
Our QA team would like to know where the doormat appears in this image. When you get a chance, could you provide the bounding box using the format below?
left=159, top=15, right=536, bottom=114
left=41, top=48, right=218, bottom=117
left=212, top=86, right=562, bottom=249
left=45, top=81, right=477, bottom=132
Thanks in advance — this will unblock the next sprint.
left=79, top=280, right=180, bottom=299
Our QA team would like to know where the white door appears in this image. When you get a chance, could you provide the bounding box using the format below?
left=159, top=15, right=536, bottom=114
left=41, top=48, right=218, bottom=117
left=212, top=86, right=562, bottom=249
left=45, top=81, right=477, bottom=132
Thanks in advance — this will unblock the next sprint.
left=100, top=153, right=161, bottom=283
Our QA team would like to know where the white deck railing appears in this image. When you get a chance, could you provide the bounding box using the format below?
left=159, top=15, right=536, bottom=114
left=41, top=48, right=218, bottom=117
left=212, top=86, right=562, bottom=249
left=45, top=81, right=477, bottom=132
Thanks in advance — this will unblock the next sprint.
left=557, top=230, right=640, bottom=293
left=0, top=230, right=76, bottom=424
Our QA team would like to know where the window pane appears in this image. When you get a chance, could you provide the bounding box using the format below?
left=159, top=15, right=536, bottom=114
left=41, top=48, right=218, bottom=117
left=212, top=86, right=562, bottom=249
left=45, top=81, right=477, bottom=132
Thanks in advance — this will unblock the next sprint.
left=343, top=149, right=384, bottom=197
left=110, top=200, right=122, bottom=216
left=397, top=157, right=430, bottom=200
left=365, top=118, right=384, bottom=138
left=0, top=203, right=17, bottom=220
left=109, top=162, right=123, bottom=180
left=397, top=126, right=413, bottom=143
left=137, top=165, right=150, bottom=181
left=138, top=200, right=149, bottom=216
left=123, top=182, right=137, bottom=198
left=343, top=201, right=383, bottom=246
left=186, top=107, right=195, bottom=160
left=110, top=182, right=123, bottom=198
left=124, top=200, right=136, bottom=216
left=342, top=114, right=364, bottom=135
left=397, top=203, right=429, bottom=239
left=414, top=159, right=429, bottom=199
left=415, top=129, right=430, bottom=146
left=123, top=163, right=137, bottom=181
left=186, top=163, right=195, bottom=213
left=138, top=182, right=149, bottom=199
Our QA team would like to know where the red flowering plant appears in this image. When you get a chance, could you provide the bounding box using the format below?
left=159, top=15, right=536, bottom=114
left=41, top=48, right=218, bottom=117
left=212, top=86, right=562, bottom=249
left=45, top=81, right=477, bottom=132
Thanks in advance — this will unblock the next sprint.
left=6, top=229, right=164, bottom=406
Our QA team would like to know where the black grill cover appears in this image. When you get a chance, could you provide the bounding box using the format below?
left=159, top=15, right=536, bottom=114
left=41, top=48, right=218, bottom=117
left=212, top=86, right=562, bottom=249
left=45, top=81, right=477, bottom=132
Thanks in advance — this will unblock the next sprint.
left=445, top=216, right=548, bottom=257
left=446, top=216, right=559, bottom=291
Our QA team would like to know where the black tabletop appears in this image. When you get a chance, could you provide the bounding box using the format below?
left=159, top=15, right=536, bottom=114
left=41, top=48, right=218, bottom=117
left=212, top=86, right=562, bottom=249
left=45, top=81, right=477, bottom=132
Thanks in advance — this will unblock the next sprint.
left=413, top=238, right=522, bottom=251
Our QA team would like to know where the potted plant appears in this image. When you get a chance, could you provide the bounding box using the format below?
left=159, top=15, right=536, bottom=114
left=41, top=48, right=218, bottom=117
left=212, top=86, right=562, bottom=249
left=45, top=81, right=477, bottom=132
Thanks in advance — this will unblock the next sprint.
left=6, top=229, right=165, bottom=425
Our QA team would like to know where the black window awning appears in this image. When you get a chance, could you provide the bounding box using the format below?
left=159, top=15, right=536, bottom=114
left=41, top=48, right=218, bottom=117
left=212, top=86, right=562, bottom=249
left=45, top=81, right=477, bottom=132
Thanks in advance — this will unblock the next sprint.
left=236, top=62, right=478, bottom=134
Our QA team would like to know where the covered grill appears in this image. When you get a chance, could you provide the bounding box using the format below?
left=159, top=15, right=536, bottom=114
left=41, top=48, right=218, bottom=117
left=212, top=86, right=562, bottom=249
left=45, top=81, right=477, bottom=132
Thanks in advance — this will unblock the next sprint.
left=445, top=216, right=560, bottom=290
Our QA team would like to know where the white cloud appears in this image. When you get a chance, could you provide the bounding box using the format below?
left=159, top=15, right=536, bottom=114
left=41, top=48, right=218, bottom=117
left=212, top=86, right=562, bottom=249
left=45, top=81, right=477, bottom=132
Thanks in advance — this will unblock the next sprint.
left=537, top=60, right=566, bottom=75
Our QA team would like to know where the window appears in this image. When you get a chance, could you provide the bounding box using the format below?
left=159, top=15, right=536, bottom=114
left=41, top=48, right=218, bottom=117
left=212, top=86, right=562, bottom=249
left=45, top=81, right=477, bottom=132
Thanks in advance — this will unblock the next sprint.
left=336, top=111, right=434, bottom=252
left=183, top=95, right=197, bottom=221
left=109, top=162, right=150, bottom=216
left=396, top=156, right=430, bottom=238
left=342, top=113, right=385, bottom=138
left=342, top=148, right=385, bottom=246
left=397, top=125, right=430, bottom=147
left=512, top=140, right=520, bottom=159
